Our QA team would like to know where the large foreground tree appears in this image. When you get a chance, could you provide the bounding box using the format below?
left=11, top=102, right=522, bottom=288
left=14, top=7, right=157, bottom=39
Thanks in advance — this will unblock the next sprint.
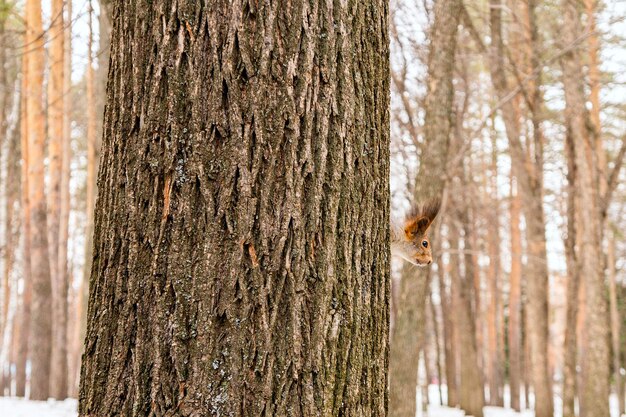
left=79, top=1, right=390, bottom=416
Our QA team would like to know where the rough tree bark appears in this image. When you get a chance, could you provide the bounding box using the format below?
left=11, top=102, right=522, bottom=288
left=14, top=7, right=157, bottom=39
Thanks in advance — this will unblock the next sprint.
left=48, top=0, right=68, bottom=399
left=79, top=1, right=390, bottom=416
left=389, top=0, right=461, bottom=415
left=560, top=1, right=610, bottom=416
left=25, top=0, right=53, bottom=400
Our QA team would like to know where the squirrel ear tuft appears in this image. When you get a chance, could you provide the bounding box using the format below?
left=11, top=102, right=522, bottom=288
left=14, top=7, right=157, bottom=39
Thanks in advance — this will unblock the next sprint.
left=405, top=216, right=432, bottom=238
left=421, top=198, right=441, bottom=222
left=405, top=198, right=441, bottom=238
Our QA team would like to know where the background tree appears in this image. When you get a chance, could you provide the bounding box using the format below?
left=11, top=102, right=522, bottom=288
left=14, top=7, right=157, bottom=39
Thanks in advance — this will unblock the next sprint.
left=389, top=0, right=464, bottom=415
left=487, top=1, right=553, bottom=414
left=24, top=0, right=53, bottom=400
left=48, top=0, right=68, bottom=399
left=15, top=48, right=31, bottom=399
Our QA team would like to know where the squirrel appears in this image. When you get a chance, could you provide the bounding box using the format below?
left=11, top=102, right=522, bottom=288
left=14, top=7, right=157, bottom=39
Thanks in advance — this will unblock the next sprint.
left=391, top=199, right=441, bottom=267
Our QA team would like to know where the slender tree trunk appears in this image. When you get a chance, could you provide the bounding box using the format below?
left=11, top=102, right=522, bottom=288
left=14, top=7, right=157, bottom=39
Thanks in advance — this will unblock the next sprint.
left=562, top=111, right=580, bottom=417
left=390, top=0, right=461, bottom=414
left=439, top=255, right=458, bottom=407
left=488, top=2, right=553, bottom=415
left=608, top=235, right=623, bottom=415
left=455, top=214, right=485, bottom=417
left=469, top=210, right=483, bottom=374
left=521, top=303, right=529, bottom=409
left=62, top=0, right=83, bottom=397
left=59, top=0, right=73, bottom=395
left=390, top=264, right=429, bottom=416
left=10, top=312, right=19, bottom=395
left=424, top=300, right=434, bottom=390
left=509, top=177, right=522, bottom=412
left=430, top=290, right=444, bottom=406
left=25, top=0, right=53, bottom=400
left=583, top=0, right=607, bottom=199
left=15, top=51, right=31, bottom=398
left=561, top=2, right=609, bottom=416
left=0, top=9, right=12, bottom=362
left=48, top=0, right=68, bottom=399
left=79, top=2, right=390, bottom=415
left=1, top=77, right=19, bottom=396
left=486, top=131, right=503, bottom=406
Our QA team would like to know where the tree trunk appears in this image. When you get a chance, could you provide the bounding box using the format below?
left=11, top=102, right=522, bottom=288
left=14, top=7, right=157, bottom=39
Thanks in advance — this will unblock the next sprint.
left=608, top=235, right=623, bottom=415
left=0, top=8, right=13, bottom=366
left=583, top=0, right=607, bottom=199
left=389, top=0, right=461, bottom=413
left=429, top=290, right=444, bottom=406
left=488, top=2, right=553, bottom=415
left=15, top=51, right=31, bottom=398
left=25, top=0, right=53, bottom=400
left=390, top=264, right=428, bottom=417
left=509, top=177, right=522, bottom=412
left=79, top=2, right=390, bottom=416
left=560, top=1, right=610, bottom=416
left=562, top=108, right=580, bottom=417
left=456, top=215, right=485, bottom=417
left=59, top=0, right=73, bottom=395
left=486, top=131, right=503, bottom=407
left=48, top=0, right=68, bottom=399
left=439, top=254, right=458, bottom=407
left=0, top=73, right=20, bottom=397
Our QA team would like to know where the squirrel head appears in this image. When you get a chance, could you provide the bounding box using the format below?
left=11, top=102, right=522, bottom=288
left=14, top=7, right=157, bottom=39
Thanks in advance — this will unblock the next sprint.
left=398, top=199, right=441, bottom=267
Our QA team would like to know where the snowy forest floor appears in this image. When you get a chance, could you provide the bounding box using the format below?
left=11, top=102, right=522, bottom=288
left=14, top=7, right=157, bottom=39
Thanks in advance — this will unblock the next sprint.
left=0, top=387, right=623, bottom=417
left=0, top=397, right=77, bottom=417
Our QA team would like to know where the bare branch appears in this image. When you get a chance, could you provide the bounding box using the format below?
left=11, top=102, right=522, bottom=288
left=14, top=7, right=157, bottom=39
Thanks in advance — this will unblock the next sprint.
left=602, top=136, right=626, bottom=216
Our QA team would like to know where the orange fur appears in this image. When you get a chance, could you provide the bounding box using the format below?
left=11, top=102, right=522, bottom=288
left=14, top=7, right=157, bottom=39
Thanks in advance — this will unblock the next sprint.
left=392, top=198, right=441, bottom=266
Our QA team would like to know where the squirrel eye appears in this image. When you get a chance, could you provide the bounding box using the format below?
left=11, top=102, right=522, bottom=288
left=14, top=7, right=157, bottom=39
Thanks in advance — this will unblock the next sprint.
left=422, top=240, right=428, bottom=248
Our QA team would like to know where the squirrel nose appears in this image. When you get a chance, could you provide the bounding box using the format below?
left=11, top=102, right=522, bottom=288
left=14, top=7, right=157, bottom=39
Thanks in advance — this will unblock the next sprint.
left=427, top=260, right=432, bottom=265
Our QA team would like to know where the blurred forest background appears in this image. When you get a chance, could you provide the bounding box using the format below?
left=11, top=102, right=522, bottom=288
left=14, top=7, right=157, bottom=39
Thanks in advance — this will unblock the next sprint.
left=0, top=0, right=623, bottom=417
left=0, top=0, right=109, bottom=401
left=389, top=0, right=625, bottom=416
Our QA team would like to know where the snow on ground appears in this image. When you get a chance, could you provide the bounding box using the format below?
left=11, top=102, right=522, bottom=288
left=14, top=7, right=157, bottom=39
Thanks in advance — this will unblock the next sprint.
left=0, top=397, right=78, bottom=417
left=422, top=384, right=622, bottom=417
left=0, top=390, right=622, bottom=417
left=427, top=405, right=536, bottom=417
